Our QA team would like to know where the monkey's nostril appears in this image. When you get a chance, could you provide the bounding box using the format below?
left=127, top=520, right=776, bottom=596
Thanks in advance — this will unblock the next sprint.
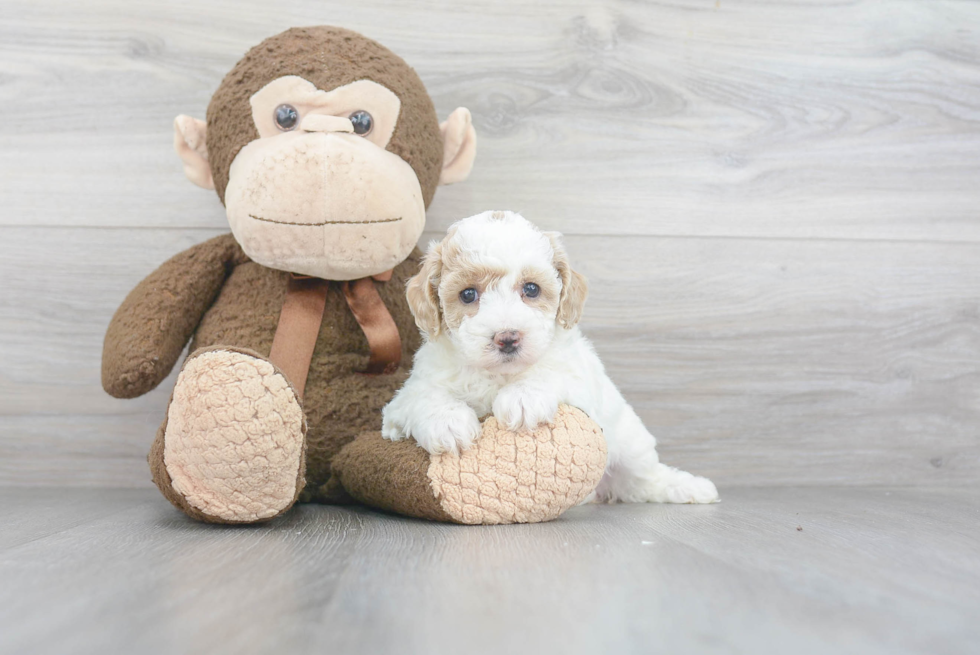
left=493, top=330, right=522, bottom=354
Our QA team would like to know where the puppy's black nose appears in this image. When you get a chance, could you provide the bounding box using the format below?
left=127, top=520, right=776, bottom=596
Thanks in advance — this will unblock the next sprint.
left=493, top=330, right=522, bottom=354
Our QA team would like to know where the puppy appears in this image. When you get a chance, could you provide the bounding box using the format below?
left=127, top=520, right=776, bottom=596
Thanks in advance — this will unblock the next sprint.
left=382, top=211, right=718, bottom=504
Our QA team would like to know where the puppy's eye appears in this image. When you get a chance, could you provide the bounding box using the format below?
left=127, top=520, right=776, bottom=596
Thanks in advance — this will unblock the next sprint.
left=522, top=282, right=540, bottom=298
left=349, top=110, right=373, bottom=136
left=459, top=288, right=478, bottom=304
left=274, top=104, right=299, bottom=131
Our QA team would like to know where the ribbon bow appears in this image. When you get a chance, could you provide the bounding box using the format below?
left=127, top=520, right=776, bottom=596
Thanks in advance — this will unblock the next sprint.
left=268, top=271, right=400, bottom=400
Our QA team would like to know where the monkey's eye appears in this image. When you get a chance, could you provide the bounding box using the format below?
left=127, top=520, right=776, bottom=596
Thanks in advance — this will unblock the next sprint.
left=523, top=282, right=540, bottom=298
left=274, top=104, right=299, bottom=131
left=349, top=110, right=373, bottom=136
left=459, top=288, right=478, bottom=304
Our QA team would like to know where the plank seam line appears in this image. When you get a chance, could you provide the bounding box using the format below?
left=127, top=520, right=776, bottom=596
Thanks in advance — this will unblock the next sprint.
left=3, top=225, right=980, bottom=247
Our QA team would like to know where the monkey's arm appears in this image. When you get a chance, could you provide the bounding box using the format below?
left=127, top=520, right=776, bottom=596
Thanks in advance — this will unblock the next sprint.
left=102, top=233, right=247, bottom=399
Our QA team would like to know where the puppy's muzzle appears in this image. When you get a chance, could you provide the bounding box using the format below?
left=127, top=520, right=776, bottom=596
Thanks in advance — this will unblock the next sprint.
left=493, top=330, right=522, bottom=354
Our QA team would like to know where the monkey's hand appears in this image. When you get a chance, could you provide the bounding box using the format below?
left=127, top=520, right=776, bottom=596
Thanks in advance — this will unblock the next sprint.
left=102, top=233, right=245, bottom=399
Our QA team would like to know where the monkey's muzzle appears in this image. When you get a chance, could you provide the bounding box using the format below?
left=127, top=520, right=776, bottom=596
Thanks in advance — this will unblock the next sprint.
left=223, top=132, right=426, bottom=280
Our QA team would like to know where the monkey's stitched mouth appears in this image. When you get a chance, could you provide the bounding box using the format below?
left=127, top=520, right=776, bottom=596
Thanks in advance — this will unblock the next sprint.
left=249, top=215, right=403, bottom=226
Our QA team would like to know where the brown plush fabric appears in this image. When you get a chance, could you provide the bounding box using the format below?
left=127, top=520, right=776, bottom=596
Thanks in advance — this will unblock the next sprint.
left=206, top=26, right=444, bottom=208
left=105, top=27, right=464, bottom=523
left=332, top=432, right=454, bottom=522
left=104, top=231, right=422, bottom=508
left=333, top=405, right=607, bottom=525
left=102, top=234, right=248, bottom=399
left=186, top=241, right=422, bottom=503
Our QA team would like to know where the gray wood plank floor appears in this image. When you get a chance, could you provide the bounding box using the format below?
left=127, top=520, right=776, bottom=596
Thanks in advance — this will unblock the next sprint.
left=2, top=3, right=979, bottom=652
left=1, top=487, right=977, bottom=655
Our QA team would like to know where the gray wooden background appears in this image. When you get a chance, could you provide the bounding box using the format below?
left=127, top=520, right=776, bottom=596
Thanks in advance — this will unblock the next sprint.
left=1, top=0, right=978, bottom=489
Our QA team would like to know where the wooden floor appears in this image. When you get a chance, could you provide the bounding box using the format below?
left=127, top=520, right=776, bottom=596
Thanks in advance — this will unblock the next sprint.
left=2, top=2, right=979, bottom=654
left=1, top=486, right=978, bottom=655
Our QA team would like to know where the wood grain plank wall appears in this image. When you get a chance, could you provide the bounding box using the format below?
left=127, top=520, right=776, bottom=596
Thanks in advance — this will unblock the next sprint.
left=1, top=0, right=978, bottom=488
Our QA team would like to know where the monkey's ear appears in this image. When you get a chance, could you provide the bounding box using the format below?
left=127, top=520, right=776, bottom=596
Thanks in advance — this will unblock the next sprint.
left=173, top=115, right=215, bottom=190
left=438, top=108, right=477, bottom=186
left=406, top=241, right=444, bottom=337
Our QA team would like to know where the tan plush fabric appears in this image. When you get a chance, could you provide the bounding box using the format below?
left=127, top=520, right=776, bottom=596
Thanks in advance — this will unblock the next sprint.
left=106, top=27, right=475, bottom=524
left=105, top=233, right=425, bottom=513
left=429, top=405, right=607, bottom=524
left=163, top=348, right=307, bottom=523
left=206, top=26, right=443, bottom=208
left=188, top=240, right=423, bottom=504
left=438, top=107, right=477, bottom=186
left=223, top=128, right=428, bottom=281
left=249, top=77, right=399, bottom=145
left=334, top=405, right=607, bottom=525
left=331, top=432, right=455, bottom=522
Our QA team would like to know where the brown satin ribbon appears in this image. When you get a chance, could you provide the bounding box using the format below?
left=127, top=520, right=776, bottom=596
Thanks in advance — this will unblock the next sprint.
left=268, top=275, right=330, bottom=400
left=341, top=271, right=402, bottom=375
left=268, top=271, right=401, bottom=399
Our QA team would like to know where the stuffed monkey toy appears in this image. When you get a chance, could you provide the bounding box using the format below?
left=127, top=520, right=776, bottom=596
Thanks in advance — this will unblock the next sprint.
left=102, top=26, right=606, bottom=525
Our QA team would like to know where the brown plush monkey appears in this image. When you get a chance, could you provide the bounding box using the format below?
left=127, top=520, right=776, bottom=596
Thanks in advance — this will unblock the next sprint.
left=103, top=26, right=605, bottom=525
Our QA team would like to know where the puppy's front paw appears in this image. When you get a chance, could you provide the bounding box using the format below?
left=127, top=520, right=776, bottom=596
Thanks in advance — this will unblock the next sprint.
left=382, top=403, right=410, bottom=442
left=412, top=404, right=483, bottom=456
left=492, top=385, right=559, bottom=432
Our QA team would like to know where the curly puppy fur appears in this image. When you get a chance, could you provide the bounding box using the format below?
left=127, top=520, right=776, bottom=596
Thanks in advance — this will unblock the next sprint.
left=382, top=211, right=719, bottom=504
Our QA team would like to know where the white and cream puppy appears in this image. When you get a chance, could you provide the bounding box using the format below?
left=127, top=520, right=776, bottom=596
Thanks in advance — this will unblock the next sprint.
left=382, top=210, right=718, bottom=504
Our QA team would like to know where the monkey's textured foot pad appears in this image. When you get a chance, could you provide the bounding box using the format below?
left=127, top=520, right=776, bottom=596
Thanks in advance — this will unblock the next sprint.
left=163, top=349, right=306, bottom=523
left=333, top=405, right=606, bottom=525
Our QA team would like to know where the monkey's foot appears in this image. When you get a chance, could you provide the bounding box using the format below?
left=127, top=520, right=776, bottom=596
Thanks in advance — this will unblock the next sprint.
left=334, top=405, right=607, bottom=525
left=161, top=348, right=306, bottom=523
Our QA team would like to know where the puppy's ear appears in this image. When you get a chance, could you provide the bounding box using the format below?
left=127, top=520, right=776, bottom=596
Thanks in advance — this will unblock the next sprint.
left=546, top=232, right=588, bottom=329
left=407, top=241, right=444, bottom=337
